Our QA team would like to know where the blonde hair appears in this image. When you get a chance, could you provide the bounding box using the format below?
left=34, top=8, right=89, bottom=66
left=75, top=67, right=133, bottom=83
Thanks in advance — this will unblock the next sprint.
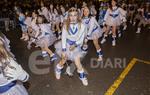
left=0, top=39, right=12, bottom=64
left=65, top=7, right=81, bottom=32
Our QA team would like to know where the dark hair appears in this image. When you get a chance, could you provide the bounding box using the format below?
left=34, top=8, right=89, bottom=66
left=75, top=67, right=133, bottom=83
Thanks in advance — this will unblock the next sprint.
left=36, top=15, right=48, bottom=24
left=109, top=0, right=118, bottom=10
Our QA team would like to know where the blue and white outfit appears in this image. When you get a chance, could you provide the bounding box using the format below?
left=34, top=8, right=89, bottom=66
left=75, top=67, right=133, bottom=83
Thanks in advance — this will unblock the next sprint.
left=55, top=23, right=88, bottom=86
left=98, top=8, right=107, bottom=26
left=36, top=24, right=56, bottom=48
left=136, top=11, right=150, bottom=33
left=82, top=16, right=102, bottom=40
left=104, top=7, right=126, bottom=26
left=60, top=12, right=68, bottom=23
left=0, top=58, right=29, bottom=95
left=38, top=7, right=50, bottom=22
left=19, top=14, right=27, bottom=32
left=55, top=23, right=87, bottom=61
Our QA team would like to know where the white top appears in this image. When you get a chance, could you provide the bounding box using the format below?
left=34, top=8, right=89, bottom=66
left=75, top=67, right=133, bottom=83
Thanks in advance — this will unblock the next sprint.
left=60, top=12, right=68, bottom=23
left=61, top=23, right=87, bottom=51
left=0, top=58, right=29, bottom=86
left=104, top=7, right=126, bottom=21
left=38, top=24, right=53, bottom=39
left=82, top=16, right=100, bottom=36
left=38, top=7, right=50, bottom=22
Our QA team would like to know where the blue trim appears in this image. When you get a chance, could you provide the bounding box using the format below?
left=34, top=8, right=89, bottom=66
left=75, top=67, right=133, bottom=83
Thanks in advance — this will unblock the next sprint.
left=66, top=39, right=76, bottom=45
left=112, top=7, right=118, bottom=12
left=63, top=13, right=67, bottom=17
left=45, top=32, right=49, bottom=35
left=85, top=18, right=90, bottom=24
left=144, top=12, right=150, bottom=19
left=79, top=73, right=85, bottom=79
left=112, top=36, right=116, bottom=41
left=69, top=26, right=78, bottom=35
left=55, top=67, right=62, bottom=73
left=92, top=26, right=98, bottom=32
left=0, top=81, right=17, bottom=93
left=19, top=16, right=26, bottom=26
left=19, top=21, right=26, bottom=26
left=50, top=54, right=57, bottom=62
left=96, top=50, right=103, bottom=56
left=110, top=14, right=119, bottom=18
left=22, top=75, right=28, bottom=82
left=62, top=48, right=66, bottom=52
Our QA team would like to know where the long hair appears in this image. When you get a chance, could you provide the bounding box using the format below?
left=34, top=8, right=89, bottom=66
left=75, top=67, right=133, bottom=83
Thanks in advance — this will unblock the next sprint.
left=109, top=0, right=118, bottom=10
left=0, top=39, right=12, bottom=64
left=65, top=7, right=81, bottom=32
left=82, top=6, right=91, bottom=18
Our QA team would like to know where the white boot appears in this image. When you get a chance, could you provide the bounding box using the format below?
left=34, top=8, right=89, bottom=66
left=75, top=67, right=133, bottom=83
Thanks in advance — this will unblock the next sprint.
left=98, top=56, right=103, bottom=62
left=97, top=49, right=103, bottom=62
left=123, top=25, right=127, bottom=31
left=112, top=40, right=116, bottom=46
left=55, top=64, right=63, bottom=80
left=101, top=34, right=107, bottom=44
left=66, top=66, right=73, bottom=76
left=136, top=27, right=141, bottom=34
left=112, top=36, right=116, bottom=46
left=78, top=70, right=88, bottom=86
left=118, top=30, right=121, bottom=38
left=42, top=51, right=48, bottom=57
left=101, top=38, right=106, bottom=44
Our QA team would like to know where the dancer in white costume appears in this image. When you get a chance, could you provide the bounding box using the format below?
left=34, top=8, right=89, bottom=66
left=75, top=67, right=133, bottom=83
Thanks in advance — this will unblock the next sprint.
left=17, top=11, right=28, bottom=41
left=136, top=3, right=150, bottom=34
left=0, top=39, right=29, bottom=95
left=35, top=15, right=57, bottom=62
left=38, top=2, right=50, bottom=22
left=82, top=7, right=103, bottom=61
left=55, top=7, right=88, bottom=86
left=101, top=0, right=126, bottom=46
left=127, top=0, right=136, bottom=23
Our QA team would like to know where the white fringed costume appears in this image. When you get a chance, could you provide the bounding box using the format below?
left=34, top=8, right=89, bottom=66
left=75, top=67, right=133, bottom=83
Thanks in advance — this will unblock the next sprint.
left=36, top=24, right=56, bottom=48
left=82, top=16, right=102, bottom=40
left=0, top=58, right=29, bottom=95
left=55, top=23, right=87, bottom=61
left=104, top=7, right=126, bottom=26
